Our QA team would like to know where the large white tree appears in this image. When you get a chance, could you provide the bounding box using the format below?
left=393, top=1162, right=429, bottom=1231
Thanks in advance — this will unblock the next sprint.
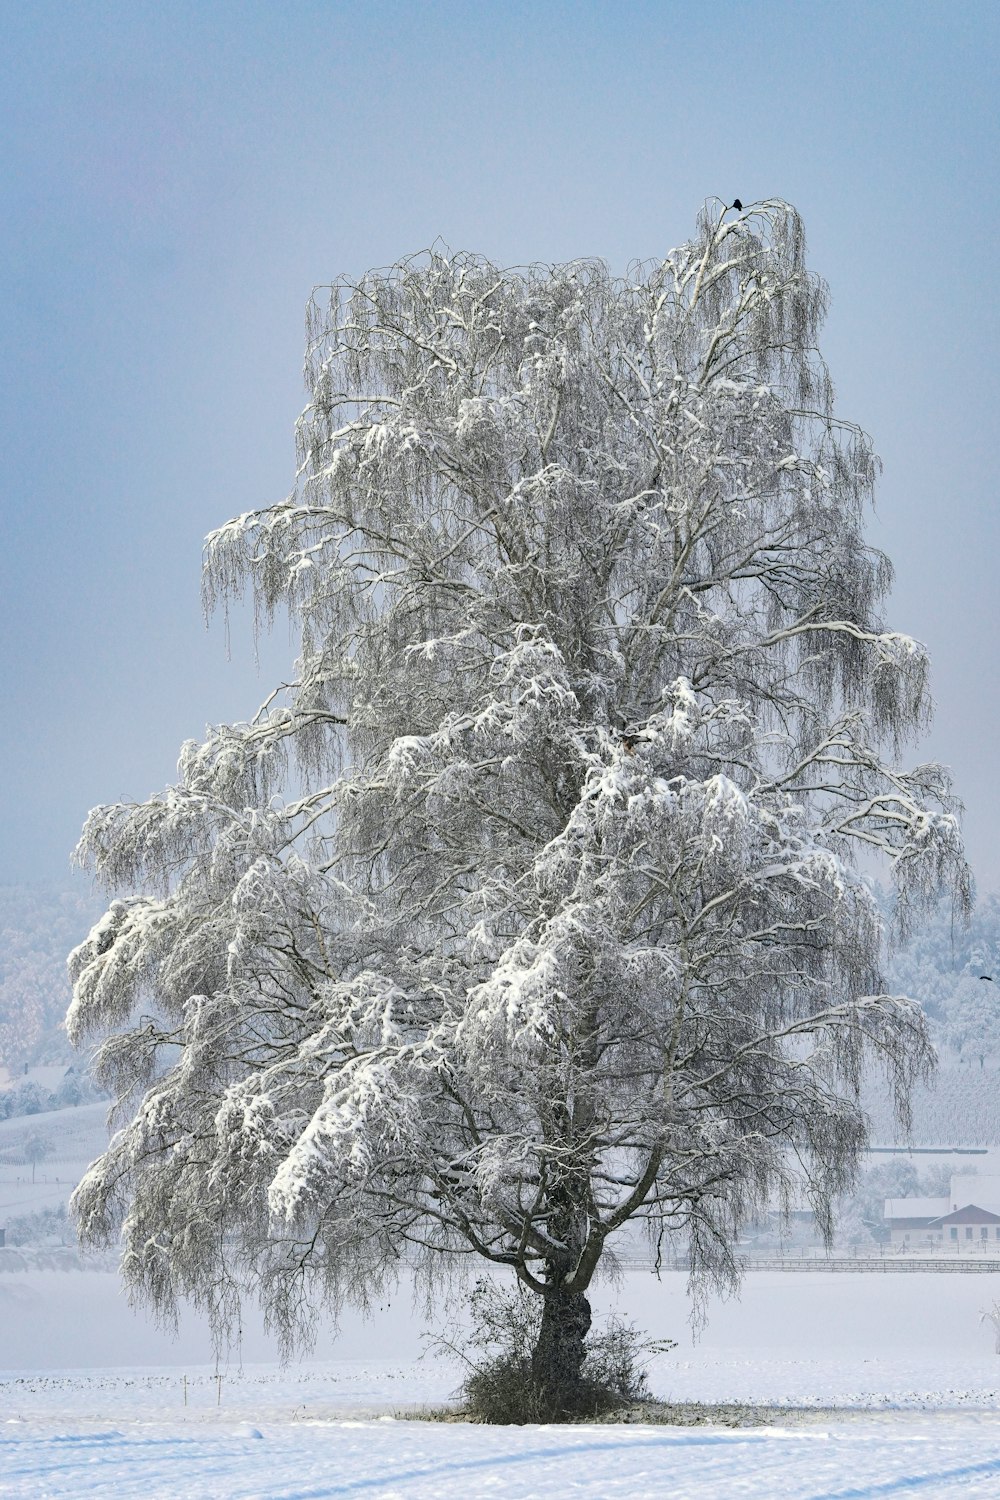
left=69, top=199, right=968, bottom=1409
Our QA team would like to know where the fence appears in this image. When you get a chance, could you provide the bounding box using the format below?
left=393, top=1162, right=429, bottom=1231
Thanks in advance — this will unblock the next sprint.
left=615, top=1251, right=1000, bottom=1273
left=738, top=1255, right=1000, bottom=1273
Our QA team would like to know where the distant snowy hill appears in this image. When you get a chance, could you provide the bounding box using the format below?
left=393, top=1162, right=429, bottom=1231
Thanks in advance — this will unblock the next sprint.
left=863, top=1065, right=1000, bottom=1148
left=0, top=1099, right=109, bottom=1231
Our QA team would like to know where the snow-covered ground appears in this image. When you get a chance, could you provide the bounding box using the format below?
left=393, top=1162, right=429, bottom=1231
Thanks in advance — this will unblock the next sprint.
left=5, top=1269, right=1000, bottom=1495
left=6, top=1406, right=1000, bottom=1500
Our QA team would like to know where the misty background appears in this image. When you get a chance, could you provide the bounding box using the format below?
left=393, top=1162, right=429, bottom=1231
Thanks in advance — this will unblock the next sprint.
left=2, top=0, right=998, bottom=894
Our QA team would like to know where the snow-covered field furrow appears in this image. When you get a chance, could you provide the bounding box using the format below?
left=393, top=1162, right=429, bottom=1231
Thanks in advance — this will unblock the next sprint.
left=5, top=1413, right=1000, bottom=1500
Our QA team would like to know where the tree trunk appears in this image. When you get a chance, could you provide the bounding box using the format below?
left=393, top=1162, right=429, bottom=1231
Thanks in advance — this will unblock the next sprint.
left=531, top=1284, right=592, bottom=1414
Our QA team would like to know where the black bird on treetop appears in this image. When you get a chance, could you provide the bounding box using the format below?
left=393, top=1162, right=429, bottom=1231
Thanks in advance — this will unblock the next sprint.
left=732, top=199, right=743, bottom=211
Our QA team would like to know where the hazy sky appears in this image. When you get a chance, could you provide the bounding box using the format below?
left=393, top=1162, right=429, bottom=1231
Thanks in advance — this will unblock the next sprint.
left=2, top=0, right=999, bottom=895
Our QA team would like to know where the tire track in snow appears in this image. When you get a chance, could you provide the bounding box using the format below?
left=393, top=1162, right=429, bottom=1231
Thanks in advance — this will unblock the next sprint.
left=0, top=1429, right=260, bottom=1495
left=248, top=1428, right=800, bottom=1500
left=805, top=1452, right=1000, bottom=1500
left=7, top=1423, right=1000, bottom=1499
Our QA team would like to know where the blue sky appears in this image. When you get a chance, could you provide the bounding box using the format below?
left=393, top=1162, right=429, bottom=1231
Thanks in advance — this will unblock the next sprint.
left=2, top=0, right=999, bottom=891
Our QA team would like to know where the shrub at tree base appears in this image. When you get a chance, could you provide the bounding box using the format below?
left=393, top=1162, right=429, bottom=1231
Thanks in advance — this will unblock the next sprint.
left=435, top=1280, right=676, bottom=1424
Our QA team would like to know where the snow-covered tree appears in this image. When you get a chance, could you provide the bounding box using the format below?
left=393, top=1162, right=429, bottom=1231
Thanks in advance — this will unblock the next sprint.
left=0, top=884, right=98, bottom=1067
left=21, top=1127, right=54, bottom=1184
left=69, top=199, right=968, bottom=1408
left=943, top=972, right=1000, bottom=1070
left=881, top=892, right=1000, bottom=1065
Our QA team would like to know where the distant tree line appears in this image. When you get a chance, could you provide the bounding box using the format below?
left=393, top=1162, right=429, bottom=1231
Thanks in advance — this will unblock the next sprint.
left=0, top=884, right=99, bottom=1069
left=884, top=891, right=1000, bottom=1070
left=0, top=1068, right=99, bottom=1121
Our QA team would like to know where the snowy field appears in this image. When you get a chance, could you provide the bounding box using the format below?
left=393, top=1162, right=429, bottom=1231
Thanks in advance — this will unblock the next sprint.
left=6, top=1407, right=1000, bottom=1500
left=5, top=1270, right=1000, bottom=1496
left=0, top=1101, right=108, bottom=1223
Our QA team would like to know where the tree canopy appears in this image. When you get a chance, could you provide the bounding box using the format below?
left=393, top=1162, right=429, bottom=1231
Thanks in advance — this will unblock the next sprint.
left=69, top=199, right=968, bottom=1397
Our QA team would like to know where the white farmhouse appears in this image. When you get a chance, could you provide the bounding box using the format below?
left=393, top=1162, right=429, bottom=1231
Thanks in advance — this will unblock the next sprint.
left=924, top=1204, right=1000, bottom=1247
left=884, top=1178, right=1000, bottom=1248
left=883, top=1196, right=949, bottom=1247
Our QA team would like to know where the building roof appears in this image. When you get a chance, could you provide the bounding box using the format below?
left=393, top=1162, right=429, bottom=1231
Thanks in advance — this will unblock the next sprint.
left=927, top=1203, right=1000, bottom=1227
left=884, top=1197, right=949, bottom=1221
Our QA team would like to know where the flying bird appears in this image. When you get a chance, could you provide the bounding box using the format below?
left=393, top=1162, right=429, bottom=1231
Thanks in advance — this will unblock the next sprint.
left=732, top=199, right=743, bottom=211
left=980, top=975, right=994, bottom=982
